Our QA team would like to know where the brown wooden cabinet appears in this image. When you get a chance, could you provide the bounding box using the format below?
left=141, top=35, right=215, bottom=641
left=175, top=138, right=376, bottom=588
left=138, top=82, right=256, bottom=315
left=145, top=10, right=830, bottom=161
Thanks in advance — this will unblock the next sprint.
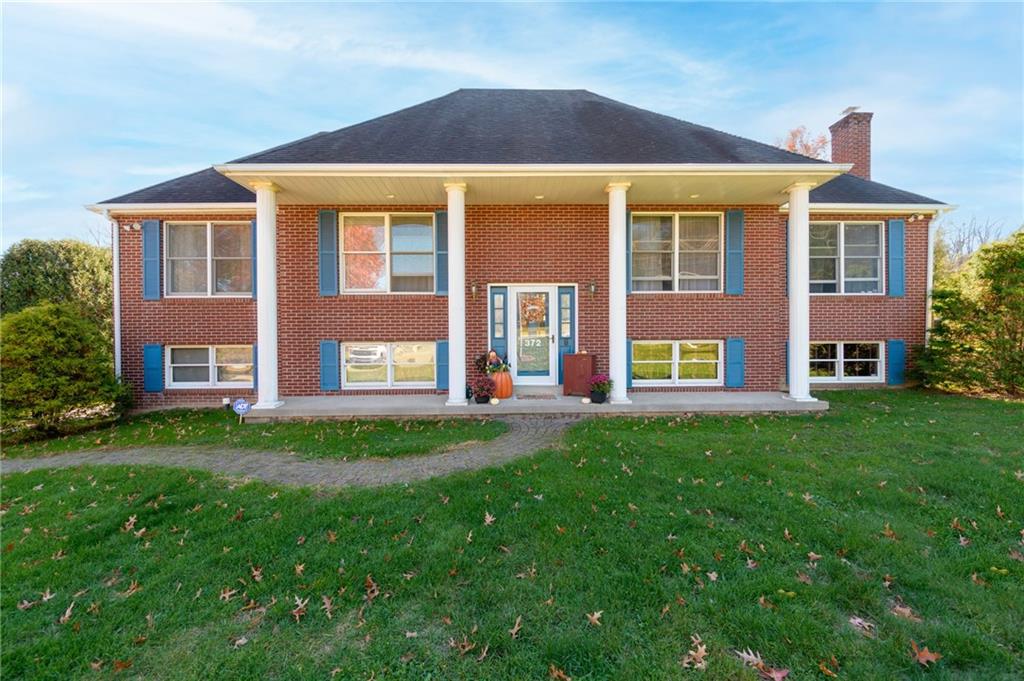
left=563, top=353, right=596, bottom=396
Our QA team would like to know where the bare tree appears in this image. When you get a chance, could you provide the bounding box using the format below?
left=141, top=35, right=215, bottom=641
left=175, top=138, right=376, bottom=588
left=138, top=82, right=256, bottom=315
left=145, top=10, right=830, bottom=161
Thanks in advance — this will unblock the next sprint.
left=776, top=126, right=829, bottom=160
left=933, top=217, right=1004, bottom=282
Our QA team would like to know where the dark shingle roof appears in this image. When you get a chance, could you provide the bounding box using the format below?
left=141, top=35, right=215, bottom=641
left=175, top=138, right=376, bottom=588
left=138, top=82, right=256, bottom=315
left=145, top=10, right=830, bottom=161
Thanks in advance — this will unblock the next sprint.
left=810, top=173, right=943, bottom=205
left=100, top=167, right=254, bottom=204
left=231, top=89, right=826, bottom=165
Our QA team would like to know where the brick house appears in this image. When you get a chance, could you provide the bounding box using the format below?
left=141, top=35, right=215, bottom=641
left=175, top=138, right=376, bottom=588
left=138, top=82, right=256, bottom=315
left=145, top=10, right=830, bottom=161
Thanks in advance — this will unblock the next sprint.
left=89, top=89, right=947, bottom=413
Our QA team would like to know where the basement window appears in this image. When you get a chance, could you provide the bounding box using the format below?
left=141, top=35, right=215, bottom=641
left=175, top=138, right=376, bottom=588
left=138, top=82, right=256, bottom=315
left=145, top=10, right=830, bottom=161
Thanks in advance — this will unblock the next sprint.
left=809, top=342, right=884, bottom=382
left=166, top=346, right=253, bottom=388
left=342, top=342, right=436, bottom=388
left=631, top=340, right=723, bottom=386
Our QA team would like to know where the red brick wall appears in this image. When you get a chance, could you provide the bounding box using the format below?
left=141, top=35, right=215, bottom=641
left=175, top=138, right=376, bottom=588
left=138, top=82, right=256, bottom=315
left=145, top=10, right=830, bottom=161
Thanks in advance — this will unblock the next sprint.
left=117, top=206, right=929, bottom=405
left=829, top=112, right=873, bottom=180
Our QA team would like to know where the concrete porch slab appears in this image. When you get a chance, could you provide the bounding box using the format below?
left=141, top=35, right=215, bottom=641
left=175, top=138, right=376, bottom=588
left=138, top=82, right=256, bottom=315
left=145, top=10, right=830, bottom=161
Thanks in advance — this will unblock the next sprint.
left=245, top=391, right=828, bottom=422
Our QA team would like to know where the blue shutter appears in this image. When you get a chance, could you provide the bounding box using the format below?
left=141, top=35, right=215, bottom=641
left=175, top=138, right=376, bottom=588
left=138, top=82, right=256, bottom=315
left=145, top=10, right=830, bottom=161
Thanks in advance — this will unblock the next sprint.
left=725, top=209, right=745, bottom=295
left=626, top=338, right=633, bottom=389
left=625, top=210, right=632, bottom=294
left=252, top=344, right=258, bottom=390
left=319, top=340, right=339, bottom=391
left=435, top=211, right=448, bottom=295
left=725, top=337, right=745, bottom=388
left=143, top=344, right=163, bottom=392
left=318, top=210, right=338, bottom=296
left=887, top=339, right=906, bottom=385
left=436, top=340, right=450, bottom=391
left=490, top=286, right=508, bottom=363
left=250, top=219, right=257, bottom=299
left=888, top=219, right=905, bottom=297
left=142, top=220, right=160, bottom=300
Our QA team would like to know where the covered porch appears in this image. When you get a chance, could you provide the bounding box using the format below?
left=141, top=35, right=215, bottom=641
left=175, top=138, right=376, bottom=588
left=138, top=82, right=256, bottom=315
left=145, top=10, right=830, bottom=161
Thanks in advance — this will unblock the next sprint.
left=244, top=390, right=828, bottom=422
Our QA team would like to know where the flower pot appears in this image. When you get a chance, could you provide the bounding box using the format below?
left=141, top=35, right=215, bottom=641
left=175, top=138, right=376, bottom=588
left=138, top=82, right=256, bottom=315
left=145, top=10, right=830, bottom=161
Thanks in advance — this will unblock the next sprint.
left=474, top=395, right=491, bottom=404
left=492, top=371, right=513, bottom=399
left=590, top=390, right=607, bottom=404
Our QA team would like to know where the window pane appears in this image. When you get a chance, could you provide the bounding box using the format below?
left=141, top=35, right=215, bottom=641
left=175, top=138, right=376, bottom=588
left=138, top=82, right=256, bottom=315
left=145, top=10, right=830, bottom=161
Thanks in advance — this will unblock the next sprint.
left=844, top=224, right=881, bottom=256
left=679, top=362, right=718, bottom=380
left=345, top=364, right=387, bottom=383
left=172, top=366, right=210, bottom=383
left=214, top=259, right=252, bottom=293
left=171, top=347, right=210, bottom=364
left=633, top=279, right=673, bottom=291
left=678, top=216, right=720, bottom=246
left=633, top=342, right=673, bottom=361
left=810, top=258, right=837, bottom=281
left=345, top=344, right=387, bottom=363
left=391, top=218, right=433, bottom=251
left=343, top=217, right=385, bottom=251
left=632, top=216, right=672, bottom=250
left=845, top=280, right=880, bottom=293
left=843, top=360, right=879, bottom=378
left=167, top=224, right=206, bottom=257
left=680, top=343, right=719, bottom=362
left=169, top=259, right=207, bottom=293
left=217, top=364, right=253, bottom=383
left=678, top=278, right=718, bottom=291
left=810, top=343, right=838, bottom=360
left=391, top=253, right=433, bottom=275
left=633, top=252, right=672, bottom=278
left=679, top=252, right=718, bottom=278
left=393, top=343, right=435, bottom=383
left=633, top=362, right=672, bottom=381
left=844, top=258, right=879, bottom=280
left=344, top=254, right=386, bottom=290
left=215, top=347, right=252, bottom=364
left=809, top=361, right=836, bottom=378
left=810, top=224, right=839, bottom=256
left=345, top=344, right=387, bottom=384
left=391, top=276, right=433, bottom=292
left=213, top=224, right=251, bottom=257
left=844, top=343, right=879, bottom=360
left=810, top=282, right=838, bottom=293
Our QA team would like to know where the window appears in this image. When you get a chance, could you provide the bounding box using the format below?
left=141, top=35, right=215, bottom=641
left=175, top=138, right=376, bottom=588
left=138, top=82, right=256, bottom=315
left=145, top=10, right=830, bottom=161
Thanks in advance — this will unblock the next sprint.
left=809, top=342, right=884, bottom=383
left=166, top=345, right=253, bottom=388
left=809, top=222, right=883, bottom=294
left=341, top=214, right=434, bottom=293
left=493, top=291, right=505, bottom=339
left=631, top=213, right=722, bottom=292
left=342, top=342, right=436, bottom=387
left=632, top=340, right=722, bottom=385
left=165, top=222, right=252, bottom=296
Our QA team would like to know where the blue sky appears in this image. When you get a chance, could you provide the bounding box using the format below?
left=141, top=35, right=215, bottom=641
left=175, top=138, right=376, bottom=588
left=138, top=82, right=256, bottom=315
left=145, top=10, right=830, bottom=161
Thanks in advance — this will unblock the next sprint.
left=2, top=1, right=1021, bottom=249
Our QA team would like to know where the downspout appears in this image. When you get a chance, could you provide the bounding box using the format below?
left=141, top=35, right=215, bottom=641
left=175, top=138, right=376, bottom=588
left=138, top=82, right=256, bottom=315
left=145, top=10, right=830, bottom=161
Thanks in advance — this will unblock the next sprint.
left=107, top=209, right=122, bottom=378
left=924, top=218, right=936, bottom=344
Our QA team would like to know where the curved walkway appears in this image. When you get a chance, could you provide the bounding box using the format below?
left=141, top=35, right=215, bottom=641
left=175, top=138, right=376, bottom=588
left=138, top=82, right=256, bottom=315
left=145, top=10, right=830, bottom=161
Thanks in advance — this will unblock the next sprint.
left=1, top=417, right=577, bottom=488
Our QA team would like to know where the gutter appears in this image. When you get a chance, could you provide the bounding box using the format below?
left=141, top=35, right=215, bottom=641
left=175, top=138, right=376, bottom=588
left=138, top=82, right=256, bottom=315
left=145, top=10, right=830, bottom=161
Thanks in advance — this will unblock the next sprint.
left=86, top=202, right=255, bottom=215
left=105, top=209, right=122, bottom=378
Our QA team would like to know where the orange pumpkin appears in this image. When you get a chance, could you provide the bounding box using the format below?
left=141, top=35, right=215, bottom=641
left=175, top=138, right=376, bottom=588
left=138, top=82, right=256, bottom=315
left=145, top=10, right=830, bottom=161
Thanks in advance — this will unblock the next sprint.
left=492, top=371, right=513, bottom=399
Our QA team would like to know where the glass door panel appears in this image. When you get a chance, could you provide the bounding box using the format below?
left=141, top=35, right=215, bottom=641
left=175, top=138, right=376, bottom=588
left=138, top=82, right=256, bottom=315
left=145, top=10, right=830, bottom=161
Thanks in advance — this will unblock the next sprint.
left=516, top=291, right=550, bottom=376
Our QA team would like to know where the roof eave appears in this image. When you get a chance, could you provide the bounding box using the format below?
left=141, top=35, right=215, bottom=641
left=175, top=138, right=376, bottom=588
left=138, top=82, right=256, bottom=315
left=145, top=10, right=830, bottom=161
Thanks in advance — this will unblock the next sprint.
left=87, top=202, right=256, bottom=215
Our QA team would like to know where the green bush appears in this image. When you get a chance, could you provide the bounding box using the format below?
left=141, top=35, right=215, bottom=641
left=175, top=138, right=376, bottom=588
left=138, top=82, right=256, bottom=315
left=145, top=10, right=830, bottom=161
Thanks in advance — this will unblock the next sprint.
left=918, top=229, right=1024, bottom=395
left=1, top=303, right=130, bottom=435
left=0, top=239, right=112, bottom=331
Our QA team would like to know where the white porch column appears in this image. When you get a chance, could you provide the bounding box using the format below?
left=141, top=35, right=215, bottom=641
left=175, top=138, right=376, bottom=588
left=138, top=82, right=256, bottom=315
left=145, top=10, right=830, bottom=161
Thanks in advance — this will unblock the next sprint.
left=787, top=183, right=815, bottom=401
left=607, top=182, right=631, bottom=404
left=445, top=182, right=468, bottom=406
left=254, top=182, right=282, bottom=409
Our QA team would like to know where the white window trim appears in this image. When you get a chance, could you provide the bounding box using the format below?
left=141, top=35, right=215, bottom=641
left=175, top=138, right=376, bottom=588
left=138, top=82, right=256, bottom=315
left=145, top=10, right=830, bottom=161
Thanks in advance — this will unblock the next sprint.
left=632, top=339, right=724, bottom=387
left=630, top=212, right=725, bottom=294
left=163, top=221, right=252, bottom=298
left=809, top=221, right=886, bottom=296
left=165, top=345, right=254, bottom=389
left=340, top=341, right=437, bottom=389
left=808, top=341, right=886, bottom=384
left=339, top=212, right=436, bottom=295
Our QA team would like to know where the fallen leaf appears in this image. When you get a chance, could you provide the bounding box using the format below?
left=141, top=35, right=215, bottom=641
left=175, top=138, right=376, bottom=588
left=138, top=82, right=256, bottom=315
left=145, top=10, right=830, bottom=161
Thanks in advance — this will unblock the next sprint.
left=848, top=616, right=875, bottom=637
left=586, top=610, right=603, bottom=626
left=910, top=640, right=942, bottom=667
left=680, top=633, right=708, bottom=669
left=484, top=511, right=496, bottom=526
left=509, top=615, right=523, bottom=639
left=58, top=601, right=75, bottom=625
left=549, top=663, right=571, bottom=680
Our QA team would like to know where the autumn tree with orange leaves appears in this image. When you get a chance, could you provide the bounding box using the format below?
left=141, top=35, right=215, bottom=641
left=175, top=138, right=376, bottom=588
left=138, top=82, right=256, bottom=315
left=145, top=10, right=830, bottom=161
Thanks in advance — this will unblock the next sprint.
left=777, top=126, right=829, bottom=160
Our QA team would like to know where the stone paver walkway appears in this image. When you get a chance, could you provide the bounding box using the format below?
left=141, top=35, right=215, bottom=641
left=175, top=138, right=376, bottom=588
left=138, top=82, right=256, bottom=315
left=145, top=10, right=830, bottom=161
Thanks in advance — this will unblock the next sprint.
left=1, top=417, right=576, bottom=488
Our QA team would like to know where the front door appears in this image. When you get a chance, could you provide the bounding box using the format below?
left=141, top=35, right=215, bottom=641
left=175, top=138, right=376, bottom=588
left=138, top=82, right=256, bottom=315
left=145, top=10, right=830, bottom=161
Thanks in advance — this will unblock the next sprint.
left=509, top=286, right=558, bottom=385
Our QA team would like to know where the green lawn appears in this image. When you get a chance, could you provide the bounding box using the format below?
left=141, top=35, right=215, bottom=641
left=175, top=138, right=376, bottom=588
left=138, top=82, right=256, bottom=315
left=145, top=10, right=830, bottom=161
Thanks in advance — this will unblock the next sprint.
left=2, top=390, right=1022, bottom=680
left=2, top=410, right=506, bottom=460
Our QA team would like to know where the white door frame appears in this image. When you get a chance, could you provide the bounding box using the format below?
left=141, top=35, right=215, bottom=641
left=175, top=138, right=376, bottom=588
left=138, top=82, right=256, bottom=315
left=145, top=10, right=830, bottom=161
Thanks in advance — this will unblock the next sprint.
left=507, top=285, right=559, bottom=385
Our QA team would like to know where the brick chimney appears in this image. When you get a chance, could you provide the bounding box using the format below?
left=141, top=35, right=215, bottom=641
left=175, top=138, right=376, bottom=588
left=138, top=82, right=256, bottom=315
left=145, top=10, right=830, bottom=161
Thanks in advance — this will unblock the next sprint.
left=829, top=110, right=873, bottom=180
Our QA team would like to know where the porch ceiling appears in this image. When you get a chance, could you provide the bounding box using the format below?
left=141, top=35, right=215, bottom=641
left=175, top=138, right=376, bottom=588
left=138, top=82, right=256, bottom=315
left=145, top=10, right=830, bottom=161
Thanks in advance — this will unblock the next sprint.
left=215, top=164, right=850, bottom=206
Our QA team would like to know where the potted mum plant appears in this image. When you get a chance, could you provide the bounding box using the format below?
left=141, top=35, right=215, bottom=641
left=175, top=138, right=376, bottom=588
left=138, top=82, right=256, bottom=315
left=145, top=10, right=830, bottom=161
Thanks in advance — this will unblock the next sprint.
left=470, top=375, right=496, bottom=404
left=589, top=373, right=612, bottom=404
